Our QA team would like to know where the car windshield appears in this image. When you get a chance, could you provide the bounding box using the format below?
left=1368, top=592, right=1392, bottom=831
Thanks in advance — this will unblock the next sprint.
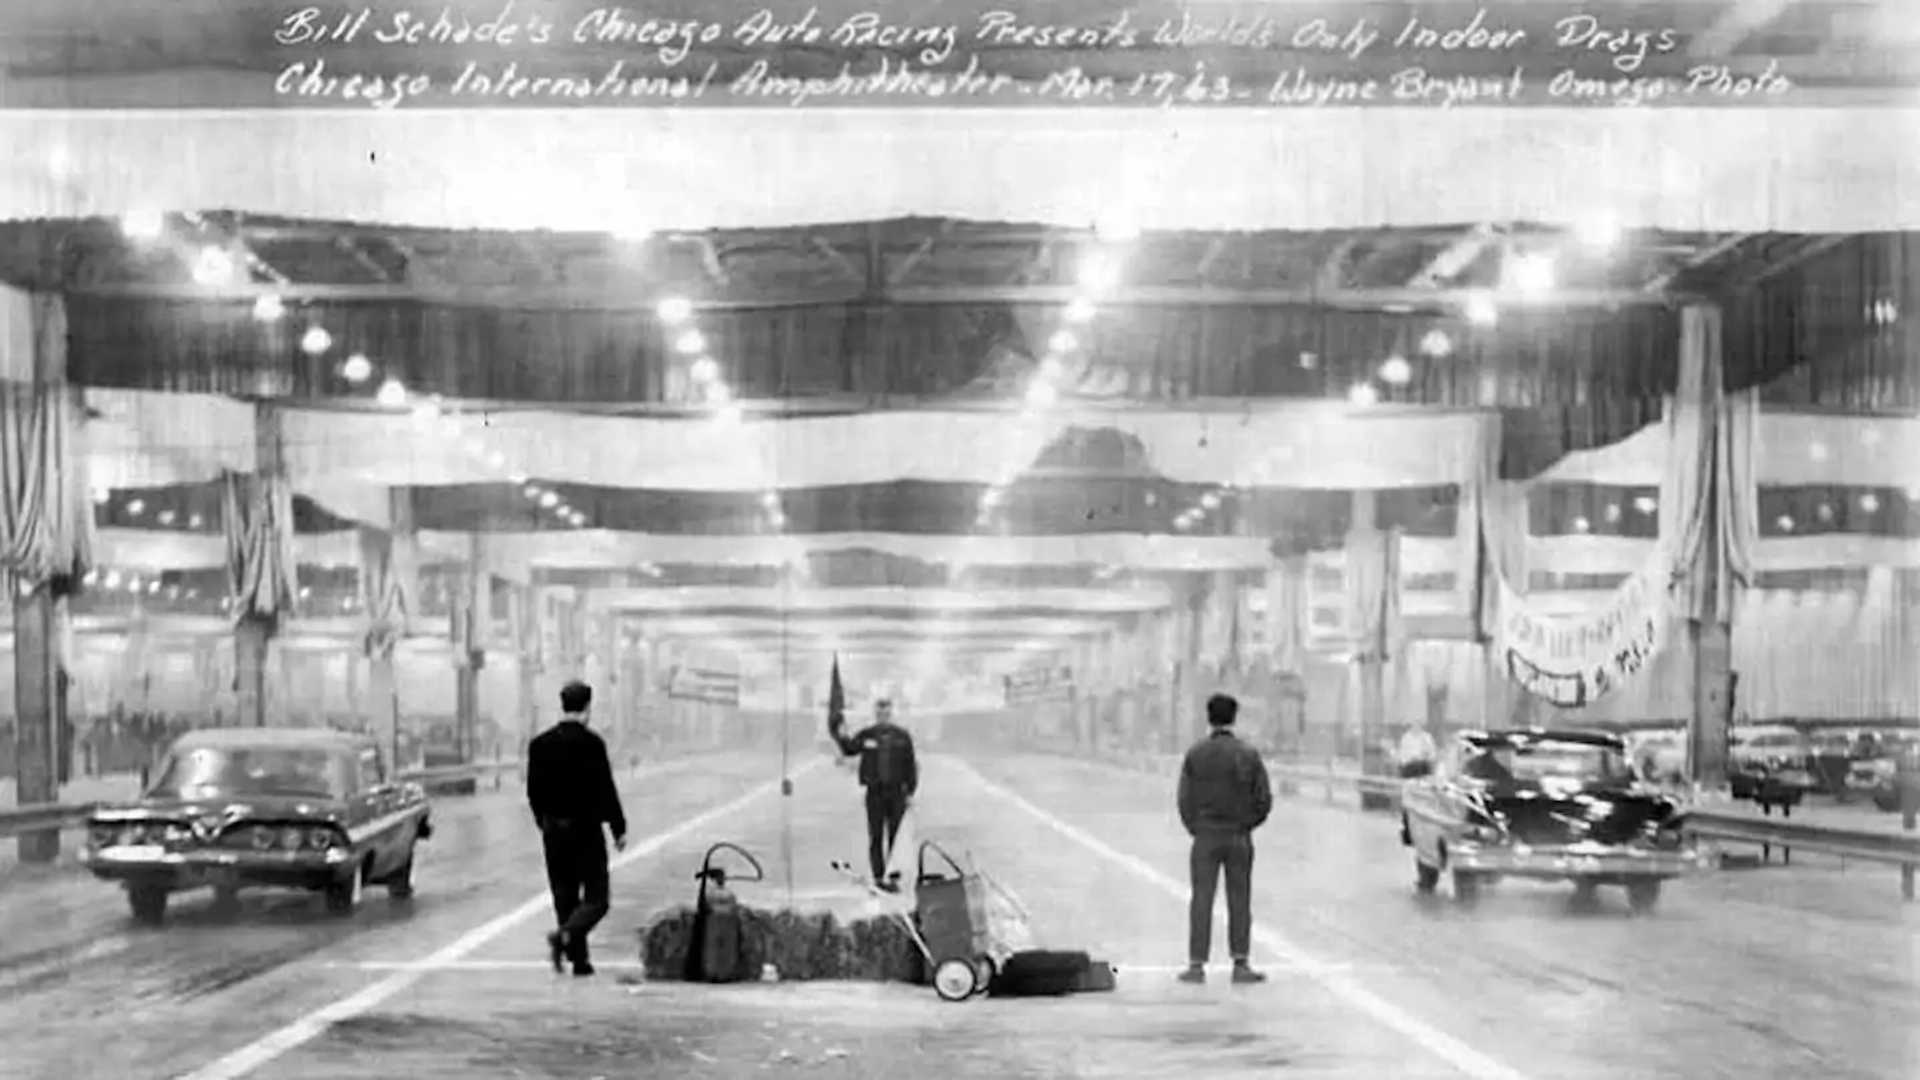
left=1462, top=741, right=1632, bottom=785
left=147, top=746, right=348, bottom=800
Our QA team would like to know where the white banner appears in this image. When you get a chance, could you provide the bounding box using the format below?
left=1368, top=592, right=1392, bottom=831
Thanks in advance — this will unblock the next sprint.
left=1496, top=556, right=1679, bottom=709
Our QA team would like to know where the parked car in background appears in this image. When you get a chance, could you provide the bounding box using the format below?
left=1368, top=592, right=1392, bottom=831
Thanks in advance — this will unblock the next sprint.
left=1728, top=725, right=1815, bottom=804
left=1846, top=732, right=1920, bottom=812
left=1399, top=729, right=1711, bottom=913
left=80, top=728, right=433, bottom=925
left=1624, top=729, right=1687, bottom=784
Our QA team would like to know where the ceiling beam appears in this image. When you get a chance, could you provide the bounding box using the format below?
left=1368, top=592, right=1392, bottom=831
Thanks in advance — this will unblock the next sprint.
left=73, top=279, right=1686, bottom=311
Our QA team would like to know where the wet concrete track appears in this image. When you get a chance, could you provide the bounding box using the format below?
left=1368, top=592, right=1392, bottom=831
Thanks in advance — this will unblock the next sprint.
left=1, top=751, right=1914, bottom=1080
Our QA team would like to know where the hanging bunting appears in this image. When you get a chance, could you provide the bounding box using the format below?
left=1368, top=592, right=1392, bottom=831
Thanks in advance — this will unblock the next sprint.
left=1494, top=556, right=1681, bottom=710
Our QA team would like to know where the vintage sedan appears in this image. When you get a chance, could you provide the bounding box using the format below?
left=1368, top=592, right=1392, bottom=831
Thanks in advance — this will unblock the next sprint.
left=1399, top=729, right=1712, bottom=912
left=80, top=728, right=433, bottom=925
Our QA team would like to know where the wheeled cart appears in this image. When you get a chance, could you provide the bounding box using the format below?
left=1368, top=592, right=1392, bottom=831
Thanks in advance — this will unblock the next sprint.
left=830, top=840, right=1034, bottom=1002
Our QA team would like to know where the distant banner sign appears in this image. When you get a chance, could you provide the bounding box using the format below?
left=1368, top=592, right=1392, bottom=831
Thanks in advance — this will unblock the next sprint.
left=1004, top=665, right=1074, bottom=706
left=1496, top=558, right=1679, bottom=709
left=667, top=664, right=741, bottom=706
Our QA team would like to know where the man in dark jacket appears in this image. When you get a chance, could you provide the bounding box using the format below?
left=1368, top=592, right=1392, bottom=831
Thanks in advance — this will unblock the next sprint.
left=527, top=681, right=627, bottom=976
left=1176, top=693, right=1271, bottom=985
left=830, top=696, right=918, bottom=891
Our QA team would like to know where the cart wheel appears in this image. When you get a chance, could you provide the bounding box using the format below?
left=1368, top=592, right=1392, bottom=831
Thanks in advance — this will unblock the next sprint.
left=971, top=955, right=997, bottom=997
left=933, top=957, right=977, bottom=1002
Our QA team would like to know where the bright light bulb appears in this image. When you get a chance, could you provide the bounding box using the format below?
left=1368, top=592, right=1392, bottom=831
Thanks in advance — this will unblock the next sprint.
left=768, top=511, right=787, bottom=529
left=252, top=294, right=285, bottom=322
left=540, top=491, right=560, bottom=508
left=760, top=491, right=780, bottom=509
left=1572, top=516, right=1591, bottom=533
left=1079, top=251, right=1122, bottom=293
left=1604, top=503, right=1622, bottom=523
left=1775, top=515, right=1795, bottom=533
left=1064, top=297, right=1097, bottom=323
left=157, top=509, right=176, bottom=525
left=674, top=329, right=706, bottom=355
left=1025, top=380, right=1058, bottom=408
left=1348, top=382, right=1379, bottom=406
left=1378, top=355, right=1413, bottom=386
left=1464, top=290, right=1499, bottom=327
left=1200, top=493, right=1221, bottom=511
left=690, top=357, right=720, bottom=384
left=341, top=353, right=373, bottom=384
left=981, top=488, right=1003, bottom=508
left=1574, top=212, right=1621, bottom=250
left=375, top=377, right=407, bottom=407
left=191, top=246, right=239, bottom=286
left=1633, top=496, right=1657, bottom=515
left=1419, top=329, right=1453, bottom=358
left=127, top=499, right=146, bottom=516
left=1859, top=493, right=1881, bottom=514
left=300, top=325, right=332, bottom=355
left=1504, top=252, right=1557, bottom=295
left=1049, top=329, right=1078, bottom=353
left=656, top=296, right=693, bottom=324
left=121, top=209, right=165, bottom=241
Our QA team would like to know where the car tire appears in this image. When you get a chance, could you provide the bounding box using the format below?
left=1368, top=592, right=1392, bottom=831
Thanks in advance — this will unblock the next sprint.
left=1452, top=870, right=1481, bottom=905
left=1414, top=860, right=1440, bottom=894
left=128, top=883, right=169, bottom=926
left=1626, top=879, right=1661, bottom=914
left=325, top=861, right=365, bottom=915
left=386, top=848, right=416, bottom=900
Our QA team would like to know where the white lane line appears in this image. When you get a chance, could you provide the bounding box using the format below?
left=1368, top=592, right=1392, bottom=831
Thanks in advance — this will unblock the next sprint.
left=175, top=758, right=826, bottom=1080
left=0, top=937, right=132, bottom=993
left=950, top=760, right=1534, bottom=1080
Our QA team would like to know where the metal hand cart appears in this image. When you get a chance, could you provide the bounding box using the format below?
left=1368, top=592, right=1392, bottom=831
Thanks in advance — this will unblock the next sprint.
left=830, top=840, right=1033, bottom=1002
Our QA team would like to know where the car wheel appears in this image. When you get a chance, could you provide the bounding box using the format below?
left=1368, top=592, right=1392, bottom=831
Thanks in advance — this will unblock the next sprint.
left=386, top=847, right=416, bottom=900
left=1452, top=870, right=1481, bottom=905
left=128, top=883, right=169, bottom=926
left=325, top=861, right=365, bottom=915
left=1626, top=879, right=1661, bottom=914
left=1414, top=859, right=1440, bottom=894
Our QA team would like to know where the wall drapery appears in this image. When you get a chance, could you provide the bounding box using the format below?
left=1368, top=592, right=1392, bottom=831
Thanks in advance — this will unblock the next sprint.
left=220, top=470, right=297, bottom=621
left=0, top=290, right=93, bottom=586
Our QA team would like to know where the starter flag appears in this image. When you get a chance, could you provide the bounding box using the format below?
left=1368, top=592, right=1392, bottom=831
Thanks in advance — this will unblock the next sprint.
left=826, top=655, right=847, bottom=737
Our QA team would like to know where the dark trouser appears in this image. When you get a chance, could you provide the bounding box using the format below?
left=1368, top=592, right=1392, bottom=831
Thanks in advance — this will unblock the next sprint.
left=865, top=785, right=910, bottom=881
left=541, top=821, right=611, bottom=965
left=1188, top=829, right=1254, bottom=965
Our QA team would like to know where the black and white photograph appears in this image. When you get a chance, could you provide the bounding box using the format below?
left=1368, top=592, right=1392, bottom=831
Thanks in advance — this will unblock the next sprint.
left=0, top=0, right=1914, bottom=1076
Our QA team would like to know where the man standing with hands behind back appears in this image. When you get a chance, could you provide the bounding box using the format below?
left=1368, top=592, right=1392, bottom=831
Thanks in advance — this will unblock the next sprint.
left=527, top=680, right=627, bottom=977
left=1176, top=692, right=1271, bottom=985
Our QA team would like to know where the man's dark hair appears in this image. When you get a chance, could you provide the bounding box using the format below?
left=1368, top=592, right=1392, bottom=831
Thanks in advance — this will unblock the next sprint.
left=1206, top=693, right=1239, bottom=727
left=560, top=681, right=593, bottom=715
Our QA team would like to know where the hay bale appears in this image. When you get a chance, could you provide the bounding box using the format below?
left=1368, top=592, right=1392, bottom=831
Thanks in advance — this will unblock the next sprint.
left=638, top=905, right=926, bottom=984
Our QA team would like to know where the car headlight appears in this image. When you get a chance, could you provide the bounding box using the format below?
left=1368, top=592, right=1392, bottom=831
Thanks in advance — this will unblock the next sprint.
left=88, top=825, right=117, bottom=847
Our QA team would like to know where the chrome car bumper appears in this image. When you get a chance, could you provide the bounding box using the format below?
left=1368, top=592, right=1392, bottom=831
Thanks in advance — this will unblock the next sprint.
left=80, top=844, right=355, bottom=889
left=1449, top=840, right=1714, bottom=880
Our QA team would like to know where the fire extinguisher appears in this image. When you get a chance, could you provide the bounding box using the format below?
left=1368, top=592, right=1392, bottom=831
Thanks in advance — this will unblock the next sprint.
left=685, top=842, right=764, bottom=983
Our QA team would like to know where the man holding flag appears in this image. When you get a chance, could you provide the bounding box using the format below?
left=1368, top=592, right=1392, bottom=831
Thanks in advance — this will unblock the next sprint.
left=825, top=657, right=919, bottom=892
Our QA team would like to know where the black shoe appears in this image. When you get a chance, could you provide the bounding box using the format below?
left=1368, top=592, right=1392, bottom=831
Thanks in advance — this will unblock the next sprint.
left=572, top=961, right=596, bottom=977
left=1177, top=965, right=1205, bottom=984
left=1231, top=963, right=1267, bottom=985
left=546, top=931, right=566, bottom=974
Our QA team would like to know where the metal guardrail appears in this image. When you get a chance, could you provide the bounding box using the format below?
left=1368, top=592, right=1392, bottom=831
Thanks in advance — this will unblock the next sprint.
left=0, top=759, right=527, bottom=841
left=1265, top=761, right=1919, bottom=901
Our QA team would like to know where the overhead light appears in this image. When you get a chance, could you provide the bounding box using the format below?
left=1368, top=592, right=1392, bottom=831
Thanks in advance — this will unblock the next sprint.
left=1775, top=515, right=1795, bottom=533
left=539, top=491, right=560, bottom=508
left=300, top=325, right=333, bottom=355
left=191, top=246, right=240, bottom=286
left=1572, top=515, right=1591, bottom=533
left=1378, top=355, right=1413, bottom=386
left=1064, top=297, right=1097, bottom=323
left=1093, top=213, right=1140, bottom=242
left=1079, top=250, right=1122, bottom=293
left=121, top=209, right=165, bottom=241
left=522, top=485, right=540, bottom=499
left=1859, top=493, right=1881, bottom=514
left=1632, top=496, right=1657, bottom=516
left=674, top=329, right=706, bottom=355
left=1200, top=493, right=1221, bottom=511
left=1463, top=290, right=1499, bottom=327
left=1173, top=515, right=1193, bottom=532
left=981, top=487, right=1003, bottom=508
left=656, top=296, right=694, bottom=324
left=1348, top=382, right=1379, bottom=406
left=1503, top=252, right=1557, bottom=295
left=760, top=491, right=781, bottom=509
left=690, top=356, right=720, bottom=384
left=768, top=510, right=787, bottom=529
left=374, top=377, right=407, bottom=407
left=127, top=498, right=146, bottom=516
left=252, top=294, right=285, bottom=322
left=1573, top=212, right=1622, bottom=250
left=189, top=513, right=204, bottom=528
left=1604, top=503, right=1622, bottom=523
left=1025, top=380, right=1057, bottom=408
left=341, top=353, right=373, bottom=384
left=1816, top=502, right=1835, bottom=523
left=1049, top=329, right=1078, bottom=353
left=157, top=509, right=176, bottom=526
left=1418, top=329, right=1453, bottom=358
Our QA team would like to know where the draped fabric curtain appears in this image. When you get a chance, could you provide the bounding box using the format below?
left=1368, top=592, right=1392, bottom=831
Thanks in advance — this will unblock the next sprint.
left=221, top=469, right=297, bottom=621
left=1345, top=528, right=1404, bottom=664
left=356, top=526, right=411, bottom=660
left=0, top=291, right=95, bottom=588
